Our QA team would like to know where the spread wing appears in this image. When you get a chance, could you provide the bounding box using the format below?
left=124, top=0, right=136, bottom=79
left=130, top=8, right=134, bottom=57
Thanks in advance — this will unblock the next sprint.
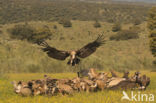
left=77, top=34, right=106, bottom=58
left=39, top=41, right=70, bottom=60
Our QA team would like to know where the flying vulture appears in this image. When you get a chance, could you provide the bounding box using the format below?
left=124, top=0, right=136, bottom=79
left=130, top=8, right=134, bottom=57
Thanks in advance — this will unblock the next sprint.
left=38, top=34, right=106, bottom=66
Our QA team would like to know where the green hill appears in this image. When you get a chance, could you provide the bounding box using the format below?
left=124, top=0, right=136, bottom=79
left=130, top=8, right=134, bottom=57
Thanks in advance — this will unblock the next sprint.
left=0, top=21, right=155, bottom=73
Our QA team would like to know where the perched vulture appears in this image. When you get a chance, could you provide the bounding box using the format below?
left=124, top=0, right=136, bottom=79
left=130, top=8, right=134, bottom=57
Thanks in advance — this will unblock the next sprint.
left=38, top=34, right=106, bottom=66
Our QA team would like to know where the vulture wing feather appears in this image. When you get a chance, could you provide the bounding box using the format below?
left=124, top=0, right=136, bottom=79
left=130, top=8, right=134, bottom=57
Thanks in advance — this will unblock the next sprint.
left=40, top=42, right=70, bottom=60
left=77, top=34, right=106, bottom=58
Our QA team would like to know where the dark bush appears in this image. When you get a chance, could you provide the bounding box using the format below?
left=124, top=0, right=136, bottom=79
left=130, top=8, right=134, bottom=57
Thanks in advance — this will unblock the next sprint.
left=53, top=25, right=57, bottom=29
left=0, top=30, right=2, bottom=34
left=62, top=19, right=72, bottom=28
left=153, top=60, right=156, bottom=65
left=8, top=24, right=52, bottom=43
left=112, top=23, right=121, bottom=32
left=93, top=21, right=101, bottom=28
left=8, top=24, right=34, bottom=40
left=133, top=19, right=142, bottom=25
left=58, top=18, right=72, bottom=27
left=110, top=30, right=139, bottom=41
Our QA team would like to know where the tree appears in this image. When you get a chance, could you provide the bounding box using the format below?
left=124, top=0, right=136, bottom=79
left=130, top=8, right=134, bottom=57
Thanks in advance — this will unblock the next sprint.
left=148, top=7, right=156, bottom=65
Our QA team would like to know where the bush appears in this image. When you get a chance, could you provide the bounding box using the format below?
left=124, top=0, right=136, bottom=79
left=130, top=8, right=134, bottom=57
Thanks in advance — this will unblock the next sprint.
left=148, top=7, right=156, bottom=58
left=93, top=21, right=101, bottom=28
left=58, top=19, right=72, bottom=27
left=133, top=19, right=142, bottom=25
left=0, top=30, right=2, bottom=34
left=53, top=25, right=57, bottom=29
left=62, top=20, right=72, bottom=28
left=112, top=23, right=121, bottom=32
left=8, top=24, right=34, bottom=40
left=110, top=30, right=139, bottom=41
left=153, top=60, right=156, bottom=65
left=8, top=24, right=52, bottom=43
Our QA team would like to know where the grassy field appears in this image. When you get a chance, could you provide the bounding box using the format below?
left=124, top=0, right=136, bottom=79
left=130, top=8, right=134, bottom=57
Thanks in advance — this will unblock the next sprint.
left=0, top=21, right=155, bottom=73
left=0, top=71, right=156, bottom=103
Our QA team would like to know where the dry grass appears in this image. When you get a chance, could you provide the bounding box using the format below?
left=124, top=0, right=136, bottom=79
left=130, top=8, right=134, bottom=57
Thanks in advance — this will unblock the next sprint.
left=0, top=71, right=156, bottom=103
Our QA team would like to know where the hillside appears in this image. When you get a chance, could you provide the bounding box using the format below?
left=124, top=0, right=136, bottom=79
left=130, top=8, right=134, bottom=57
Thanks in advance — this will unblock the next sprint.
left=0, top=21, right=155, bottom=73
left=0, top=0, right=150, bottom=24
left=0, top=0, right=155, bottom=73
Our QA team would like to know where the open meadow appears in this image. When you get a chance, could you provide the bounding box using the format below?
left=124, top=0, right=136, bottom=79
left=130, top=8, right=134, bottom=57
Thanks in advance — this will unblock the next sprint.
left=0, top=71, right=156, bottom=103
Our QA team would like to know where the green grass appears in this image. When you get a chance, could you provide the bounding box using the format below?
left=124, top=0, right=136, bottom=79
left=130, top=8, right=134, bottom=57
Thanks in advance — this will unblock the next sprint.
left=0, top=71, right=156, bottom=103
left=0, top=21, right=155, bottom=73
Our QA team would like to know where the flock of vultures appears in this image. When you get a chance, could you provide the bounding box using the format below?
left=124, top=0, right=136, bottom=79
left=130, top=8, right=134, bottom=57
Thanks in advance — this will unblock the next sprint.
left=12, top=69, right=150, bottom=96
left=12, top=35, right=150, bottom=96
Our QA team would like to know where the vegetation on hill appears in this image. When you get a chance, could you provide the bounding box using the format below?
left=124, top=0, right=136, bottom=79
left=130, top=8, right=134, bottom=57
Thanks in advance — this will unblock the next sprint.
left=148, top=7, right=156, bottom=65
left=0, top=0, right=155, bottom=73
left=0, top=0, right=149, bottom=24
left=110, top=29, right=139, bottom=41
left=0, top=21, right=155, bottom=73
left=7, top=24, right=52, bottom=43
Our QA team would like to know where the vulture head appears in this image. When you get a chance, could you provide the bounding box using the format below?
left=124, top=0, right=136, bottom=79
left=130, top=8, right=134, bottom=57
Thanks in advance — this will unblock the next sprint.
left=38, top=34, right=106, bottom=66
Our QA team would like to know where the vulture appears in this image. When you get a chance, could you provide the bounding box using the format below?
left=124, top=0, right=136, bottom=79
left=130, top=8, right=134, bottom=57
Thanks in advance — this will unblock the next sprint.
left=38, top=35, right=106, bottom=66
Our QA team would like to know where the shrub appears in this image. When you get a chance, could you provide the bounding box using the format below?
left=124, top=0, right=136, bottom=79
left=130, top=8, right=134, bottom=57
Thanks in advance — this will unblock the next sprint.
left=33, top=25, right=52, bottom=43
left=8, top=24, right=34, bottom=40
left=0, top=30, right=2, bottom=34
left=110, top=30, right=139, bottom=41
left=93, top=21, right=101, bottom=28
left=153, top=60, right=156, bottom=65
left=53, top=25, right=57, bottom=29
left=58, top=19, right=72, bottom=27
left=8, top=24, right=52, bottom=43
left=148, top=7, right=156, bottom=58
left=112, top=23, right=121, bottom=32
left=62, top=19, right=72, bottom=28
left=133, top=19, right=142, bottom=25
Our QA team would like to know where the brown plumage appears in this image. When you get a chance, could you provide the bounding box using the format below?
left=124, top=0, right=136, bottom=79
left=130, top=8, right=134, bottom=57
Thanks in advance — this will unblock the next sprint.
left=38, top=34, right=106, bottom=66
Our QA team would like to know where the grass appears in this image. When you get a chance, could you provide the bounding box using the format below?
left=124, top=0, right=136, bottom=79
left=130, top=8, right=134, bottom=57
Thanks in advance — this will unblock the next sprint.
left=0, top=21, right=155, bottom=73
left=0, top=71, right=156, bottom=103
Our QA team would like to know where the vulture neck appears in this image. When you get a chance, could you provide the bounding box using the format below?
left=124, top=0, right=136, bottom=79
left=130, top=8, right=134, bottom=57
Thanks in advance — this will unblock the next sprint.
left=67, top=51, right=80, bottom=66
